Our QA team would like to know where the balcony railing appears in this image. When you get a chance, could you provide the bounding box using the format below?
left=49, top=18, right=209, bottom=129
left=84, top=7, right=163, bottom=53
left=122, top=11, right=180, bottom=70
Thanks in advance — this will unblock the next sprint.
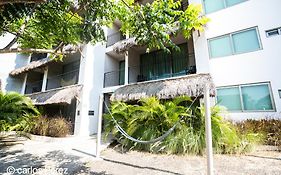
left=25, top=81, right=43, bottom=94
left=104, top=69, right=125, bottom=88
left=47, top=69, right=79, bottom=90
left=104, top=63, right=196, bottom=88
left=106, top=32, right=126, bottom=47
left=24, top=69, right=79, bottom=94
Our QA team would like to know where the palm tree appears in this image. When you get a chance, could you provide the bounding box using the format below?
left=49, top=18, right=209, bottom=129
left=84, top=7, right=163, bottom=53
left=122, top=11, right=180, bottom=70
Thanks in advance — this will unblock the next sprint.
left=0, top=92, right=39, bottom=131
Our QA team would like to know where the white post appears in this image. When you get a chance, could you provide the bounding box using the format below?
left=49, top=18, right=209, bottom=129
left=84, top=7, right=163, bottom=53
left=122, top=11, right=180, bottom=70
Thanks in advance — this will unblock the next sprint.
left=41, top=67, right=48, bottom=92
left=124, top=52, right=129, bottom=85
left=21, top=73, right=28, bottom=94
left=204, top=85, right=214, bottom=175
left=96, top=94, right=104, bottom=159
left=124, top=31, right=129, bottom=85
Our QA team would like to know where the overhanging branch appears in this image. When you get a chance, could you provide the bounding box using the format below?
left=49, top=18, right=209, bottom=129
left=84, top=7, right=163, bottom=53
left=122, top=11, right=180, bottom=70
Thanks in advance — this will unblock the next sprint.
left=0, top=48, right=77, bottom=54
left=0, top=0, right=46, bottom=5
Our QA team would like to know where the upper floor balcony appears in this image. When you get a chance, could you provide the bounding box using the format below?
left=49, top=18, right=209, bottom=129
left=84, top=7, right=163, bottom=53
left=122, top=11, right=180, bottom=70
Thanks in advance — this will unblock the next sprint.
left=104, top=41, right=196, bottom=88
left=9, top=52, right=81, bottom=95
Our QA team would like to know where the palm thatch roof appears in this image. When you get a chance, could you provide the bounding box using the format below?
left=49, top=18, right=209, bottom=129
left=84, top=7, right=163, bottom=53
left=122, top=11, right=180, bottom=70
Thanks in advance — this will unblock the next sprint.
left=110, top=73, right=215, bottom=102
left=10, top=57, right=52, bottom=76
left=27, top=84, right=82, bottom=105
left=113, top=37, right=137, bottom=54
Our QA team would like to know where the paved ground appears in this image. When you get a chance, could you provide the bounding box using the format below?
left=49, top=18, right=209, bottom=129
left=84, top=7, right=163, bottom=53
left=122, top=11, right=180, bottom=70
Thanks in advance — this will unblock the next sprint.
left=0, top=134, right=281, bottom=175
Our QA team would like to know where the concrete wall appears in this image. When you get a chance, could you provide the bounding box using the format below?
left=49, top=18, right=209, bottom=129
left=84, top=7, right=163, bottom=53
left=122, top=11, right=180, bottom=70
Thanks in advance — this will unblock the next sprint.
left=190, top=0, right=281, bottom=120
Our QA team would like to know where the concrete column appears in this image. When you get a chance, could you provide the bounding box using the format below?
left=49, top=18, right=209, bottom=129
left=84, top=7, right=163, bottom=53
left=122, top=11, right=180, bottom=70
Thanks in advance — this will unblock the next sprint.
left=204, top=85, right=214, bottom=175
left=41, top=67, right=48, bottom=92
left=21, top=73, right=28, bottom=94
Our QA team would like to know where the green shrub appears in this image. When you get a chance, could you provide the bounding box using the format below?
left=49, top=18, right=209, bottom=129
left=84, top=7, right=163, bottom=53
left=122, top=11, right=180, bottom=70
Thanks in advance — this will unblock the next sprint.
left=104, top=96, right=260, bottom=155
left=0, top=92, right=39, bottom=132
left=236, top=119, right=281, bottom=148
left=31, top=116, right=71, bottom=137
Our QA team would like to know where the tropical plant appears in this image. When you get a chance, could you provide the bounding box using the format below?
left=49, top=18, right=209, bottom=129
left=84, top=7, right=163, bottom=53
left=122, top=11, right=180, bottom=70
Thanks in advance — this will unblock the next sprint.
left=0, top=92, right=39, bottom=132
left=104, top=96, right=260, bottom=155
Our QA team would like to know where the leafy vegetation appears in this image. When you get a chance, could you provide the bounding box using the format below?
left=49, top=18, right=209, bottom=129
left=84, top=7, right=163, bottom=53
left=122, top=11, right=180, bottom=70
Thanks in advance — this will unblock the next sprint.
left=0, top=92, right=39, bottom=132
left=236, top=119, right=281, bottom=148
left=0, top=0, right=208, bottom=53
left=104, top=96, right=260, bottom=155
left=31, top=116, right=71, bottom=137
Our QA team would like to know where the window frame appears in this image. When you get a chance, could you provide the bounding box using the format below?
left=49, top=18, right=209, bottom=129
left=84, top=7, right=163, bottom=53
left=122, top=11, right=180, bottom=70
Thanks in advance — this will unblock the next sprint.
left=208, top=27, right=262, bottom=59
left=202, top=0, right=248, bottom=14
left=216, top=82, right=275, bottom=112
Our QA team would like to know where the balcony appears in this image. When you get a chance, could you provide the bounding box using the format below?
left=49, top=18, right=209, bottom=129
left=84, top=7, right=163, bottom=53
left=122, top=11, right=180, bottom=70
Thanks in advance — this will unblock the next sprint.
left=24, top=69, right=79, bottom=94
left=106, top=31, right=126, bottom=47
left=104, top=54, right=196, bottom=88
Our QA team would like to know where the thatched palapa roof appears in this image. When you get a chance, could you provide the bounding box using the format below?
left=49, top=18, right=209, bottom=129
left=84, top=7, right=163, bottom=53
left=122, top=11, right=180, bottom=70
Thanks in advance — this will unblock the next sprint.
left=110, top=73, right=216, bottom=102
left=113, top=37, right=137, bottom=54
left=27, top=84, right=82, bottom=105
left=10, top=57, right=52, bottom=76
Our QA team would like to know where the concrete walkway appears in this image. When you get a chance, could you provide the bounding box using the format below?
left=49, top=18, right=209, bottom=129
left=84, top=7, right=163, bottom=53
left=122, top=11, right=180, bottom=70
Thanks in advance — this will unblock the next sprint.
left=0, top=133, right=110, bottom=175
left=0, top=134, right=280, bottom=175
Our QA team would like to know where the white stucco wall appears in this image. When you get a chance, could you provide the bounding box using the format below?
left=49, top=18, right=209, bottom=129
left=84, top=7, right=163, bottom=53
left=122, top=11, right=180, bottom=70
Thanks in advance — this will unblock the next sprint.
left=0, top=34, right=29, bottom=93
left=75, top=43, right=106, bottom=136
left=190, top=0, right=281, bottom=120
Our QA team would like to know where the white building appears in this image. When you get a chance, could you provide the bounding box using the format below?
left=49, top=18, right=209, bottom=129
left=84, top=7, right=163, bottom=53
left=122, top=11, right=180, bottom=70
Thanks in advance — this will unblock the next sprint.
left=0, top=0, right=280, bottom=136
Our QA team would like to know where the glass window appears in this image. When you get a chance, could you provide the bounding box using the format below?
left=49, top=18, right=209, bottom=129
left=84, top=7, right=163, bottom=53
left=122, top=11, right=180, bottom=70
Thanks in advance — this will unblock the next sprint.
left=232, top=29, right=260, bottom=54
left=203, top=0, right=225, bottom=14
left=209, top=28, right=261, bottom=58
left=119, top=61, right=125, bottom=85
left=209, top=36, right=232, bottom=58
left=217, top=87, right=242, bottom=111
left=217, top=83, right=274, bottom=112
left=204, top=0, right=246, bottom=14
left=241, top=84, right=273, bottom=111
left=226, top=0, right=245, bottom=6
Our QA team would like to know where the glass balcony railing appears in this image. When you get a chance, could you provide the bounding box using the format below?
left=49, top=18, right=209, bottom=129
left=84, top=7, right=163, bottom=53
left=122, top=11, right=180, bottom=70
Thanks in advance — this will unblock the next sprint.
left=24, top=69, right=79, bottom=94
left=103, top=60, right=196, bottom=88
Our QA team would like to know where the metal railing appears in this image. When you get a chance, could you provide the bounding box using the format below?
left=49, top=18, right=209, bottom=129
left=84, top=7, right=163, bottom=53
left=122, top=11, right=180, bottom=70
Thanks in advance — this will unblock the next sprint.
left=106, top=31, right=126, bottom=47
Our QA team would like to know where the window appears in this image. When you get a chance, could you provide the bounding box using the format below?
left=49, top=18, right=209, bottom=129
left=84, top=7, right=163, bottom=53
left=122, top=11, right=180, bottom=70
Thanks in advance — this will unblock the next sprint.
left=266, top=27, right=281, bottom=37
left=203, top=0, right=246, bottom=14
left=217, top=83, right=274, bottom=112
left=30, top=53, right=47, bottom=62
left=208, top=27, right=261, bottom=58
left=278, top=90, right=281, bottom=98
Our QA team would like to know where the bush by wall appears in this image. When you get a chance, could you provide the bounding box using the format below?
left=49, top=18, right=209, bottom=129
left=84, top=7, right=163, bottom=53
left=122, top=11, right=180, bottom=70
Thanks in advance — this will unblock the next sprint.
left=31, top=116, right=71, bottom=137
left=104, top=96, right=261, bottom=155
left=236, top=119, right=281, bottom=148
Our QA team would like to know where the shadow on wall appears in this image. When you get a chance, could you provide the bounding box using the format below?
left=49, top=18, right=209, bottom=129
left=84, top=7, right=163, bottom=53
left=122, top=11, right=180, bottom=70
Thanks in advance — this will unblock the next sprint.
left=5, top=53, right=30, bottom=93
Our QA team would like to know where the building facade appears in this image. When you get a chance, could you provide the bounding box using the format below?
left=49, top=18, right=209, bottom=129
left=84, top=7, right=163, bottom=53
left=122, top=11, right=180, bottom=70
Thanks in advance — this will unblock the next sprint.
left=0, top=0, right=280, bottom=136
